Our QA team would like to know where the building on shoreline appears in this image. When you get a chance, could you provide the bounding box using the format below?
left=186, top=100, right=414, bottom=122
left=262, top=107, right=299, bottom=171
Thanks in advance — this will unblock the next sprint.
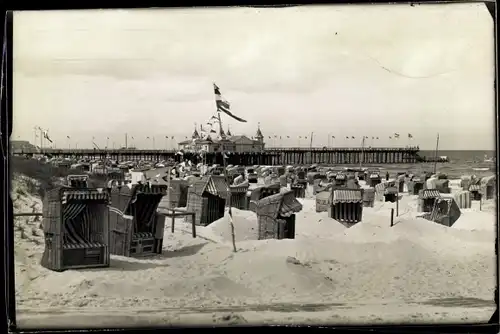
left=178, top=124, right=265, bottom=153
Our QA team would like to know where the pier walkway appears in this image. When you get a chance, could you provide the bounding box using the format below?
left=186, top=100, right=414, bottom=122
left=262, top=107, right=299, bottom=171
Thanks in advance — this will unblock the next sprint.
left=13, top=147, right=423, bottom=166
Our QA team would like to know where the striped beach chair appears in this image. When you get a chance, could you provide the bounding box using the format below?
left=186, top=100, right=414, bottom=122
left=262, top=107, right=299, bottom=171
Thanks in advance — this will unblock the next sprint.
left=454, top=190, right=472, bottom=209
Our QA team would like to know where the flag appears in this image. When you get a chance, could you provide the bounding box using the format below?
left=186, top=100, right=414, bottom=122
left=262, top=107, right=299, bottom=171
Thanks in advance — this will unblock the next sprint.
left=279, top=136, right=282, bottom=139
left=372, top=137, right=374, bottom=140
left=346, top=136, right=349, bottom=139
left=213, top=83, right=247, bottom=123
left=394, top=133, right=400, bottom=138
left=66, top=135, right=70, bottom=139
left=43, top=131, right=53, bottom=143
left=287, top=136, right=290, bottom=138
left=376, top=137, right=379, bottom=140
left=210, top=129, right=216, bottom=133
left=351, top=136, right=355, bottom=139
left=171, top=136, right=174, bottom=139
left=269, top=136, right=271, bottom=139
left=408, top=133, right=413, bottom=138
left=299, top=136, right=302, bottom=139
left=332, top=136, right=335, bottom=139
left=389, top=136, right=392, bottom=139
left=274, top=135, right=277, bottom=138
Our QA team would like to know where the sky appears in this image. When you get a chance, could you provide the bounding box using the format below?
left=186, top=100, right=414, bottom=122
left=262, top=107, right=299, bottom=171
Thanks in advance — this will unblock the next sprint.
left=12, top=4, right=495, bottom=150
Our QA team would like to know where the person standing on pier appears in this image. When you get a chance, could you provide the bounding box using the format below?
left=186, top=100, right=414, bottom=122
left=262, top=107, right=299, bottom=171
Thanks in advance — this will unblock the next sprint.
left=386, top=171, right=390, bottom=181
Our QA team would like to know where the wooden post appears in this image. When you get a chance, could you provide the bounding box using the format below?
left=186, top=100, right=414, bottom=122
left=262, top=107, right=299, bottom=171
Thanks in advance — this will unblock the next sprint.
left=191, top=213, right=196, bottom=238
left=171, top=214, right=175, bottom=233
left=396, top=192, right=399, bottom=216
left=390, top=208, right=394, bottom=227
left=480, top=195, right=482, bottom=211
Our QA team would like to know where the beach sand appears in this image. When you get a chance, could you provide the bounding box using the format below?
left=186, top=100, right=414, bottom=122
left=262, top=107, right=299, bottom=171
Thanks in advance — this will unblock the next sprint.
left=13, top=175, right=496, bottom=328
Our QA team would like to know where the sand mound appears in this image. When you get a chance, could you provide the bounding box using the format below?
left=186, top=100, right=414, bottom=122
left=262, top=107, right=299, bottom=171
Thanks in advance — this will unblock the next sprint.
left=209, top=208, right=259, bottom=242
left=222, top=250, right=337, bottom=301
left=453, top=211, right=496, bottom=232
left=294, top=198, right=346, bottom=239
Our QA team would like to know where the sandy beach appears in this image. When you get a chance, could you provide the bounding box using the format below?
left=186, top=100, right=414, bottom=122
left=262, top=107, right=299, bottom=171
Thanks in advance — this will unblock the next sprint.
left=13, top=175, right=496, bottom=328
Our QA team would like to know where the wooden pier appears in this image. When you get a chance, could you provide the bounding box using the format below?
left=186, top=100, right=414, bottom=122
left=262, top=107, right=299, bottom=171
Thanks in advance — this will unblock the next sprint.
left=14, top=147, right=423, bottom=166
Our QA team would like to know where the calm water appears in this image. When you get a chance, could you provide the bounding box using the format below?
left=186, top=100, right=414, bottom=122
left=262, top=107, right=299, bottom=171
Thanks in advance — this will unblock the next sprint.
left=359, top=150, right=497, bottom=179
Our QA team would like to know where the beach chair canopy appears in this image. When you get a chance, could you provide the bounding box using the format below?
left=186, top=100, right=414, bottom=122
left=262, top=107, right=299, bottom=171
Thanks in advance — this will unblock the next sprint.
left=480, top=175, right=496, bottom=186
left=419, top=189, right=441, bottom=199
left=332, top=189, right=363, bottom=204
left=255, top=191, right=303, bottom=219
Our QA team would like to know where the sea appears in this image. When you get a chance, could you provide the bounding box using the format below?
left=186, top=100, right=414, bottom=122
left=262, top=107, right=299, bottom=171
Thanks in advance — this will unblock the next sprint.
left=363, top=150, right=497, bottom=179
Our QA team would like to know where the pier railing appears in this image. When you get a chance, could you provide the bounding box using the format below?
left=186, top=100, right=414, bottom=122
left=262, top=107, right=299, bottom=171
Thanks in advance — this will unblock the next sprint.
left=12, top=146, right=423, bottom=166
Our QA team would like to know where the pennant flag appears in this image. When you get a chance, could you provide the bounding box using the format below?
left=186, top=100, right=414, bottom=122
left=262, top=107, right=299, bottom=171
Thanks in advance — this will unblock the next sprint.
left=376, top=137, right=379, bottom=139
left=299, top=136, right=302, bottom=139
left=274, top=135, right=277, bottom=138
left=346, top=136, right=349, bottom=139
left=389, top=136, right=392, bottom=139
left=213, top=83, right=247, bottom=123
left=351, top=136, right=355, bottom=139
left=332, top=136, right=335, bottom=139
left=66, top=135, right=70, bottom=139
left=171, top=136, right=174, bottom=139
left=408, top=133, right=413, bottom=138
left=287, top=136, right=290, bottom=138
left=269, top=136, right=272, bottom=139
left=43, top=131, right=53, bottom=143
left=372, top=137, right=374, bottom=140
left=394, top=133, right=400, bottom=138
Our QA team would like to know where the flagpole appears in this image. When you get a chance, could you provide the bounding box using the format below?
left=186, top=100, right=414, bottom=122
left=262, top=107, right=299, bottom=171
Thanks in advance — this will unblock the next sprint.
left=217, top=110, right=237, bottom=253
left=433, top=133, right=440, bottom=174
left=33, top=127, right=37, bottom=149
left=360, top=136, right=365, bottom=169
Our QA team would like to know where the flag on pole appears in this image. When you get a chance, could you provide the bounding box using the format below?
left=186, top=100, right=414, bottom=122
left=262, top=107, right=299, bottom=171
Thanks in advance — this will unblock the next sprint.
left=66, top=136, right=70, bottom=139
left=351, top=136, right=355, bottom=139
left=394, top=133, right=400, bottom=138
left=213, top=83, right=247, bottom=123
left=332, top=136, right=335, bottom=139
left=408, top=133, right=413, bottom=138
left=43, top=131, right=53, bottom=143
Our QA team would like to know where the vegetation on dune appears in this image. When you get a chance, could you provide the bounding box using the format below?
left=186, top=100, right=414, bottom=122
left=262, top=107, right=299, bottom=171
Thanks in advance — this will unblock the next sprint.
left=11, top=156, right=104, bottom=198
